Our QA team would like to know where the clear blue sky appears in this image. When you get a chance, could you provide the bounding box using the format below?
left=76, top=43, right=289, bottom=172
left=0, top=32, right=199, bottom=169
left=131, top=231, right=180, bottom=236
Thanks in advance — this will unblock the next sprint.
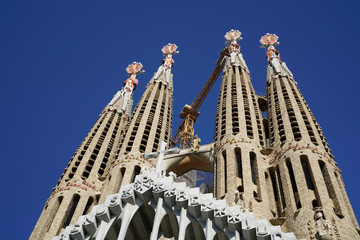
left=1, top=1, right=359, bottom=239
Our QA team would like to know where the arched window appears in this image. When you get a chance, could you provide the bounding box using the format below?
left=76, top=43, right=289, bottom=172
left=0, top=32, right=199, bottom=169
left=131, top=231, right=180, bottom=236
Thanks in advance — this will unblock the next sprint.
left=58, top=194, right=80, bottom=234
left=46, top=196, right=63, bottom=232
left=300, top=155, right=321, bottom=208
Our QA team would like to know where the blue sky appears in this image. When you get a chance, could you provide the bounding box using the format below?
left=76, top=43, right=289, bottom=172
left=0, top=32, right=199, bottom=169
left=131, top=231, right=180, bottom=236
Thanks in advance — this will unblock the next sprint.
left=1, top=1, right=360, bottom=239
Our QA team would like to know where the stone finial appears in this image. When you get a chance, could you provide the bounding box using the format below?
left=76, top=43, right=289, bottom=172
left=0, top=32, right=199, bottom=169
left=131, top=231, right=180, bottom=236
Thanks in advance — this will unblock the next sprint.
left=153, top=44, right=179, bottom=85
left=125, top=61, right=145, bottom=76
left=260, top=33, right=279, bottom=48
left=161, top=43, right=179, bottom=56
left=225, top=29, right=243, bottom=42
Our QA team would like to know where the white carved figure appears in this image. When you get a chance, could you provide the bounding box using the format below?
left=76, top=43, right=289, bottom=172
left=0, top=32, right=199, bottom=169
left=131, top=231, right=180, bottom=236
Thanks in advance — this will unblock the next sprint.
left=153, top=43, right=179, bottom=85
left=120, top=75, right=137, bottom=112
left=168, top=171, right=177, bottom=180
left=266, top=45, right=282, bottom=74
left=315, top=211, right=333, bottom=240
left=191, top=134, right=201, bottom=153
left=224, top=29, right=249, bottom=71
left=234, top=190, right=240, bottom=205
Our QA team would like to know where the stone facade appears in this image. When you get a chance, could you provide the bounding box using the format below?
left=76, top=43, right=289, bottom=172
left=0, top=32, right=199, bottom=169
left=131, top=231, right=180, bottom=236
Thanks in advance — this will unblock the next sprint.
left=31, top=34, right=359, bottom=240
left=30, top=66, right=137, bottom=240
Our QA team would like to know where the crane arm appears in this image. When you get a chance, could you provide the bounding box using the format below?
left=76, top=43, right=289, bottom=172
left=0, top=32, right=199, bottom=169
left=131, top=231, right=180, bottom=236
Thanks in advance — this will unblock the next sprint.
left=171, top=49, right=227, bottom=147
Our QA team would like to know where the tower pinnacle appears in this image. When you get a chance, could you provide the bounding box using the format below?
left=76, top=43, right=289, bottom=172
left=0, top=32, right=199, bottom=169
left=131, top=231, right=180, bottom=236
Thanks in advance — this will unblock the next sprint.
left=108, top=62, right=144, bottom=116
left=260, top=33, right=293, bottom=82
left=153, top=43, right=179, bottom=86
left=224, top=29, right=248, bottom=71
left=214, top=30, right=266, bottom=210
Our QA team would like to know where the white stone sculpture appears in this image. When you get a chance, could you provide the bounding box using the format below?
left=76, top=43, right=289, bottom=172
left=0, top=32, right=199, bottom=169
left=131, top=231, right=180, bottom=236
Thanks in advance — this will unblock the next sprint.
left=153, top=43, right=179, bottom=85
left=224, top=29, right=249, bottom=71
left=108, top=62, right=144, bottom=115
left=315, top=210, right=333, bottom=240
left=260, top=33, right=294, bottom=80
left=266, top=45, right=282, bottom=74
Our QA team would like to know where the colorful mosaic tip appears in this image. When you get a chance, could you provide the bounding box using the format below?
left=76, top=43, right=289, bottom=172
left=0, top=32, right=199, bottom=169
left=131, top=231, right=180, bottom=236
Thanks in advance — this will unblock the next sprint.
left=161, top=43, right=179, bottom=55
left=126, top=62, right=144, bottom=75
left=225, top=29, right=243, bottom=42
left=260, top=33, right=279, bottom=48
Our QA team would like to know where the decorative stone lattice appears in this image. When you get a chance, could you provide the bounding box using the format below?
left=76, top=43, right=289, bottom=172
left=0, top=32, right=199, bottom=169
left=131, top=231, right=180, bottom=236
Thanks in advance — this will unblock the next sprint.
left=53, top=169, right=303, bottom=240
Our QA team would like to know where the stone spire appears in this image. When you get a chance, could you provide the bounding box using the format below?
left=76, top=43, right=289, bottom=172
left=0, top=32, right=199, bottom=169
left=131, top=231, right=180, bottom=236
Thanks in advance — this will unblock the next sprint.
left=99, top=44, right=177, bottom=199
left=214, top=30, right=267, bottom=219
left=29, top=63, right=143, bottom=239
left=261, top=33, right=359, bottom=239
left=107, top=62, right=144, bottom=117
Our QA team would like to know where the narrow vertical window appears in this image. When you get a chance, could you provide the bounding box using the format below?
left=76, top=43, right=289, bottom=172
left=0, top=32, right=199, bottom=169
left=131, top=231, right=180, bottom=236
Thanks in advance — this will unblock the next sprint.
left=276, top=167, right=286, bottom=209
left=250, top=152, right=257, bottom=185
left=82, top=197, right=94, bottom=215
left=222, top=150, right=227, bottom=194
left=235, top=148, right=242, bottom=178
left=59, top=194, right=80, bottom=234
left=300, top=155, right=321, bottom=208
left=47, top=196, right=63, bottom=232
left=250, top=152, right=261, bottom=200
left=269, top=168, right=281, bottom=217
left=319, top=160, right=342, bottom=216
left=116, top=167, right=126, bottom=193
left=286, top=158, right=301, bottom=209
left=131, top=166, right=141, bottom=183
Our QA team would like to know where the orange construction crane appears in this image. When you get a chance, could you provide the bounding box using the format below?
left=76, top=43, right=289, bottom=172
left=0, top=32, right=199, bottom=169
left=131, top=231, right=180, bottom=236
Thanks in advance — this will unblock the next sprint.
left=171, top=49, right=227, bottom=149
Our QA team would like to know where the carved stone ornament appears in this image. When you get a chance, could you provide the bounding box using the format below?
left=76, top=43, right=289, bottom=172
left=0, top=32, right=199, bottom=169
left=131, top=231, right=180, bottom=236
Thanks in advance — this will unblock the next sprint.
left=125, top=61, right=144, bottom=75
left=227, top=206, right=241, bottom=224
left=53, top=169, right=300, bottom=240
left=315, top=210, right=333, bottom=240
left=161, top=43, right=179, bottom=55
left=225, top=29, right=243, bottom=42
left=260, top=33, right=279, bottom=48
left=134, top=174, right=154, bottom=193
left=214, top=200, right=227, bottom=217
left=120, top=185, right=134, bottom=198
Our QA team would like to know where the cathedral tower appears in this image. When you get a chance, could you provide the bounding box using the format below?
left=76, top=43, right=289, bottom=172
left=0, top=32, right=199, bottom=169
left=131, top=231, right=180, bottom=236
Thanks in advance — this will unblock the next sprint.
left=29, top=62, right=143, bottom=240
left=261, top=33, right=359, bottom=239
left=214, top=30, right=268, bottom=219
left=31, top=32, right=359, bottom=240
left=99, top=43, right=178, bottom=200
